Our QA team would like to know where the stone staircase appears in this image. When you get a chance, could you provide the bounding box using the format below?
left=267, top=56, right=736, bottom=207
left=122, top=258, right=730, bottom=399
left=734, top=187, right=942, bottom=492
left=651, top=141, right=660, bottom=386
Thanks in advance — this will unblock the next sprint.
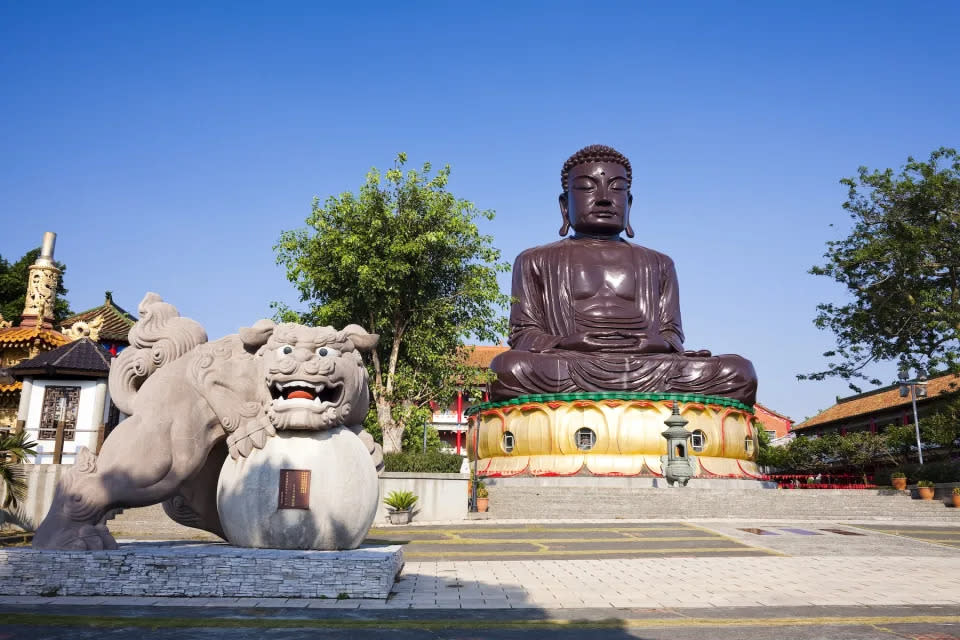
left=486, top=483, right=960, bottom=522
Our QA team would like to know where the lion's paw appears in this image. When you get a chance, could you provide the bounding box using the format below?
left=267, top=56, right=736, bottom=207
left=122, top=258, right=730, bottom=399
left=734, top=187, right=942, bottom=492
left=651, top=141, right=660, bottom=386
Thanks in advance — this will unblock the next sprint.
left=44, top=523, right=118, bottom=551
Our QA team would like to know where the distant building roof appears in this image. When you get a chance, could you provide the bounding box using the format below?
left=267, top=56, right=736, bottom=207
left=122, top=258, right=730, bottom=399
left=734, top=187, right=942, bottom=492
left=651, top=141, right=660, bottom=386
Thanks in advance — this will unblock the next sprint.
left=10, top=338, right=112, bottom=379
left=794, top=372, right=960, bottom=431
left=462, top=345, right=509, bottom=369
left=60, top=291, right=136, bottom=343
left=754, top=403, right=792, bottom=423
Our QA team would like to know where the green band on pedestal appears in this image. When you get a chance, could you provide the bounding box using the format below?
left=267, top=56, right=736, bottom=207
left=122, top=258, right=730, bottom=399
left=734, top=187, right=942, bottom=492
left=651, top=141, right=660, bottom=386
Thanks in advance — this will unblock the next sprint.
left=465, top=392, right=754, bottom=417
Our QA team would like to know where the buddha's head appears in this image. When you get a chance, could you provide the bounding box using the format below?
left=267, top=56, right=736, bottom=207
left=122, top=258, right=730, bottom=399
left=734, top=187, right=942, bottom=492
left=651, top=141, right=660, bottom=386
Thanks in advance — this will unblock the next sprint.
left=559, top=144, right=634, bottom=238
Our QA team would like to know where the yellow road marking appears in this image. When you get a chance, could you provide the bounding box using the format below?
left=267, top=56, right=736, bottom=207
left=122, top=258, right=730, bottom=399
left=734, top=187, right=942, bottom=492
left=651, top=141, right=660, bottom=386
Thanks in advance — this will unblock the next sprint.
left=682, top=522, right=788, bottom=557
left=403, top=546, right=775, bottom=558
left=369, top=525, right=696, bottom=535
left=386, top=535, right=725, bottom=545
left=618, top=615, right=960, bottom=629
left=866, top=529, right=960, bottom=535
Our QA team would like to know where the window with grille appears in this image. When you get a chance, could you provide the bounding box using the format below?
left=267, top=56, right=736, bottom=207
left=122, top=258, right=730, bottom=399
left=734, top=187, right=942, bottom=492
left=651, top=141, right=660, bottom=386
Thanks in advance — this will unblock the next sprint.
left=575, top=427, right=596, bottom=451
left=691, top=430, right=706, bottom=452
left=39, top=386, right=80, bottom=441
left=502, top=431, right=515, bottom=453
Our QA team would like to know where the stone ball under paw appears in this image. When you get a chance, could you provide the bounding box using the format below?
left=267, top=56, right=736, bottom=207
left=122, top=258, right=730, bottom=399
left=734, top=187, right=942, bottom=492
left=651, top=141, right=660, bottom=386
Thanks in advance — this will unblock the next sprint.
left=216, top=427, right=379, bottom=550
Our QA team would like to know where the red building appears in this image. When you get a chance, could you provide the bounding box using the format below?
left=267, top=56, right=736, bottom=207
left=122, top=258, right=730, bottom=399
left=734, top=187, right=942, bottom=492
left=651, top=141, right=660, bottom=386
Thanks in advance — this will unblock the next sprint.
left=753, top=403, right=793, bottom=440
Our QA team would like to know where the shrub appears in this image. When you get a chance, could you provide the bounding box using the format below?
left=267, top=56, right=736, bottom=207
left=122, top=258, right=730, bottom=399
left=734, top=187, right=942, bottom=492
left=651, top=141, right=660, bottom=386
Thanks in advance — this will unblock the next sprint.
left=953, top=487, right=960, bottom=495
left=897, top=459, right=960, bottom=484
left=476, top=481, right=488, bottom=498
left=917, top=480, right=935, bottom=488
left=891, top=471, right=906, bottom=479
left=383, top=490, right=418, bottom=511
left=383, top=451, right=464, bottom=473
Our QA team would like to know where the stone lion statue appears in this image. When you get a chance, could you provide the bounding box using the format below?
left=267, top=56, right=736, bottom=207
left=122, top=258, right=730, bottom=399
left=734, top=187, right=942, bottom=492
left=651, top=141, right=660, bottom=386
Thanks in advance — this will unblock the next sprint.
left=32, top=293, right=383, bottom=551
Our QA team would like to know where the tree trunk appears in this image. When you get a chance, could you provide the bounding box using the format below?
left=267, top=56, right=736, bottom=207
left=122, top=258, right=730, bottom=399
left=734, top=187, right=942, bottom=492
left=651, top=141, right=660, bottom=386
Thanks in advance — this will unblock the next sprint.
left=378, top=396, right=403, bottom=454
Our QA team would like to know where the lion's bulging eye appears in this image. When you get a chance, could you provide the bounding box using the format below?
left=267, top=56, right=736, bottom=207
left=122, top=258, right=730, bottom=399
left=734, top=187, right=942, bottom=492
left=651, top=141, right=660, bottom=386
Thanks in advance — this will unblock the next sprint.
left=316, top=347, right=340, bottom=358
left=277, top=345, right=294, bottom=357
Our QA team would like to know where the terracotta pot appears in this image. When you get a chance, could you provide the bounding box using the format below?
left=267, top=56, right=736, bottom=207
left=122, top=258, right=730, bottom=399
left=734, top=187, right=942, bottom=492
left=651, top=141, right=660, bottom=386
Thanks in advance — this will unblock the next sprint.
left=891, top=477, right=907, bottom=491
left=476, top=497, right=489, bottom=512
left=951, top=494, right=960, bottom=508
left=917, top=487, right=935, bottom=501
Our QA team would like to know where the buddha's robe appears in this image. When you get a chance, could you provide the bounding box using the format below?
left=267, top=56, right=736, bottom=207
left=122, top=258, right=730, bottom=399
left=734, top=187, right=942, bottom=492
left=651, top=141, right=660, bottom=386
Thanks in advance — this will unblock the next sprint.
left=490, top=238, right=758, bottom=405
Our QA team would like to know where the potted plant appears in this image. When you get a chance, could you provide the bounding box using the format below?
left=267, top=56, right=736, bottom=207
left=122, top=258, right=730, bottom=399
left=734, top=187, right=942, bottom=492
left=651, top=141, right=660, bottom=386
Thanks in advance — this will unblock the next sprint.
left=891, top=472, right=907, bottom=491
left=916, top=480, right=935, bottom=501
left=475, top=481, right=489, bottom=513
left=952, top=487, right=960, bottom=508
left=383, top=490, right=417, bottom=524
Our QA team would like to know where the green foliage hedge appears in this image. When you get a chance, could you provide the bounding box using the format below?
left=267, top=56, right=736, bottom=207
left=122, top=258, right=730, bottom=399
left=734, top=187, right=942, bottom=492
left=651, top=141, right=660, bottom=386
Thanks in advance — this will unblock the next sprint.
left=383, top=451, right=464, bottom=473
left=885, top=460, right=960, bottom=484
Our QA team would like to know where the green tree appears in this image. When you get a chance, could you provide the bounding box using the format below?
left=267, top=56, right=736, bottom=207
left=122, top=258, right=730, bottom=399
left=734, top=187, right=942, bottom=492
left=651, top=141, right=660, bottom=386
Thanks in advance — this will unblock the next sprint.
left=0, top=248, right=72, bottom=325
left=362, top=405, right=444, bottom=452
left=275, top=153, right=510, bottom=453
left=803, top=148, right=960, bottom=391
left=883, top=422, right=919, bottom=466
left=0, top=430, right=37, bottom=509
left=919, top=393, right=960, bottom=456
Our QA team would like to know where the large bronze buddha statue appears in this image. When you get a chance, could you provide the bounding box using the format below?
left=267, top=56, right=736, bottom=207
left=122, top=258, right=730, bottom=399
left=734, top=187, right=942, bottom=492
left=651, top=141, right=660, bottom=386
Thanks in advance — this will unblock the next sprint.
left=490, top=145, right=757, bottom=406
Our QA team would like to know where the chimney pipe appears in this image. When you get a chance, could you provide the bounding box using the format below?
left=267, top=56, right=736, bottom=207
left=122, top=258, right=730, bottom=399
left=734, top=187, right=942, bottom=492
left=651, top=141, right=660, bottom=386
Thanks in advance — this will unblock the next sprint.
left=35, top=232, right=57, bottom=267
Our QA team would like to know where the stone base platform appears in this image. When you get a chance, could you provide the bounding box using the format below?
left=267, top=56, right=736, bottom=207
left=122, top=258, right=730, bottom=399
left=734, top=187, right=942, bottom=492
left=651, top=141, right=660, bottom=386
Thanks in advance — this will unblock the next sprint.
left=0, top=542, right=403, bottom=599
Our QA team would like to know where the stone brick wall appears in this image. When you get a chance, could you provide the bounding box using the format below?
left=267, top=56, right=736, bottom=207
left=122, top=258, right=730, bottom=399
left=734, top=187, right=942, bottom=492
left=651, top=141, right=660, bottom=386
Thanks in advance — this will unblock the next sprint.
left=0, top=542, right=403, bottom=599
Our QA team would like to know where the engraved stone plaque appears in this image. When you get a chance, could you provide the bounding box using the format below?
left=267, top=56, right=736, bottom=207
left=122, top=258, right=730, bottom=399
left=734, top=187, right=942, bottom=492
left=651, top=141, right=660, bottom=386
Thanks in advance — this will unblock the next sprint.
left=278, top=469, right=311, bottom=510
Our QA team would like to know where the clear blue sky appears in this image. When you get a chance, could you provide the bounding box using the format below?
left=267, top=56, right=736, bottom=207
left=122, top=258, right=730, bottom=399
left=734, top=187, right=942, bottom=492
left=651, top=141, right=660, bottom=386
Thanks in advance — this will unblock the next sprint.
left=2, top=1, right=958, bottom=422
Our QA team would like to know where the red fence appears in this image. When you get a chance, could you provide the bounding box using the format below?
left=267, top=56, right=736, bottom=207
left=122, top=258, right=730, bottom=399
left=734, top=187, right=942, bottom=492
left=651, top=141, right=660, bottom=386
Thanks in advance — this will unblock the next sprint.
left=762, top=473, right=876, bottom=489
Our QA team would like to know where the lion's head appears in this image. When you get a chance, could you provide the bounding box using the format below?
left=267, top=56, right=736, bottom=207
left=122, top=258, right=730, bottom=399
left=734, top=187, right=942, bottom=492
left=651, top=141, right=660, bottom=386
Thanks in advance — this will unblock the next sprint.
left=238, top=320, right=378, bottom=431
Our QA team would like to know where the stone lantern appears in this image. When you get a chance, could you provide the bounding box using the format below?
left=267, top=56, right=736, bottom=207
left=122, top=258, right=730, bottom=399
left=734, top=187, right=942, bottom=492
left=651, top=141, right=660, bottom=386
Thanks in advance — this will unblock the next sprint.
left=660, top=401, right=696, bottom=487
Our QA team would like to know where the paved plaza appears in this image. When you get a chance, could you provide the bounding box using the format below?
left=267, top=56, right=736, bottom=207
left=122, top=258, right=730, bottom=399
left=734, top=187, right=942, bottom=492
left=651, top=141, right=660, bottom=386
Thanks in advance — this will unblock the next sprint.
left=2, top=518, right=959, bottom=638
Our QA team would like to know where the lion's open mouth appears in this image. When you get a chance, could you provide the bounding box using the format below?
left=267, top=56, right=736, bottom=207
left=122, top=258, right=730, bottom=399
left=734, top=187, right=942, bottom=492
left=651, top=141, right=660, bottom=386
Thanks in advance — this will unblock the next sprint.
left=271, top=380, right=342, bottom=406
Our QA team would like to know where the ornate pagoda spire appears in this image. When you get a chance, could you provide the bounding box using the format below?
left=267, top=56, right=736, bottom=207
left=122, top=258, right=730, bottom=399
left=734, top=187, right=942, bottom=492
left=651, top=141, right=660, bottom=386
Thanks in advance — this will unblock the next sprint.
left=19, top=231, right=61, bottom=330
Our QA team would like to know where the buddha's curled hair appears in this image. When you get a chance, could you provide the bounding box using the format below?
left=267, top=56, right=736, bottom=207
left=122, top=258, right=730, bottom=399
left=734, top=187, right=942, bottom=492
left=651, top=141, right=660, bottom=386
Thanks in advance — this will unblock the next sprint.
left=561, top=144, right=632, bottom=191
left=108, top=293, right=208, bottom=414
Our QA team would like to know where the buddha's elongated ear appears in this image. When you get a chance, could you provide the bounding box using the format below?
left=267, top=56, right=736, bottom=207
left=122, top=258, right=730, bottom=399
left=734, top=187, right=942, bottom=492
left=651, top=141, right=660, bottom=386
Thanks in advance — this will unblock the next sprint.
left=624, top=192, right=635, bottom=238
left=558, top=193, right=570, bottom=236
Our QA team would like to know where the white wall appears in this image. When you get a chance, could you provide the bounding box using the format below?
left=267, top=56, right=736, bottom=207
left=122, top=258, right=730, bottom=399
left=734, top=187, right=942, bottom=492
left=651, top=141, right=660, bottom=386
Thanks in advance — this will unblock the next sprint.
left=377, top=472, right=470, bottom=523
left=24, top=379, right=108, bottom=465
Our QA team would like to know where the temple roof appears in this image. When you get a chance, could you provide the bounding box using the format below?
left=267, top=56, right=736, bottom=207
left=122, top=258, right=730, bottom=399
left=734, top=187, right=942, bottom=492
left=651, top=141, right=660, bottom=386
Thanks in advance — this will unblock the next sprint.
left=0, top=326, right=70, bottom=350
left=794, top=372, right=960, bottom=430
left=0, top=381, right=22, bottom=396
left=10, top=338, right=112, bottom=379
left=462, top=345, right=508, bottom=369
left=60, top=291, right=136, bottom=343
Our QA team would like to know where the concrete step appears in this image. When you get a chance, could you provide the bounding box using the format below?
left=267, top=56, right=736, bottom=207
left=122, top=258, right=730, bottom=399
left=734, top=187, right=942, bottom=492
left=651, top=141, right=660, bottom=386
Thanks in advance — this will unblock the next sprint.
left=485, top=485, right=960, bottom=521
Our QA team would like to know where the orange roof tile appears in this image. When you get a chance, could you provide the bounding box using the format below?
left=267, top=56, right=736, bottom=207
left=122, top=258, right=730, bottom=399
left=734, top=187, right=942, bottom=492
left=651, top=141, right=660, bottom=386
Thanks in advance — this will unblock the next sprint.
left=0, top=326, right=70, bottom=350
left=794, top=373, right=960, bottom=430
left=462, top=345, right=509, bottom=369
left=0, top=381, right=22, bottom=394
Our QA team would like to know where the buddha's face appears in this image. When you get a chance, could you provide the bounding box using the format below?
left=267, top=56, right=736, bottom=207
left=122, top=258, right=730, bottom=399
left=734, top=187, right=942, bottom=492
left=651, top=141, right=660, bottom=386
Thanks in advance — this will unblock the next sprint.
left=561, top=161, right=632, bottom=236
